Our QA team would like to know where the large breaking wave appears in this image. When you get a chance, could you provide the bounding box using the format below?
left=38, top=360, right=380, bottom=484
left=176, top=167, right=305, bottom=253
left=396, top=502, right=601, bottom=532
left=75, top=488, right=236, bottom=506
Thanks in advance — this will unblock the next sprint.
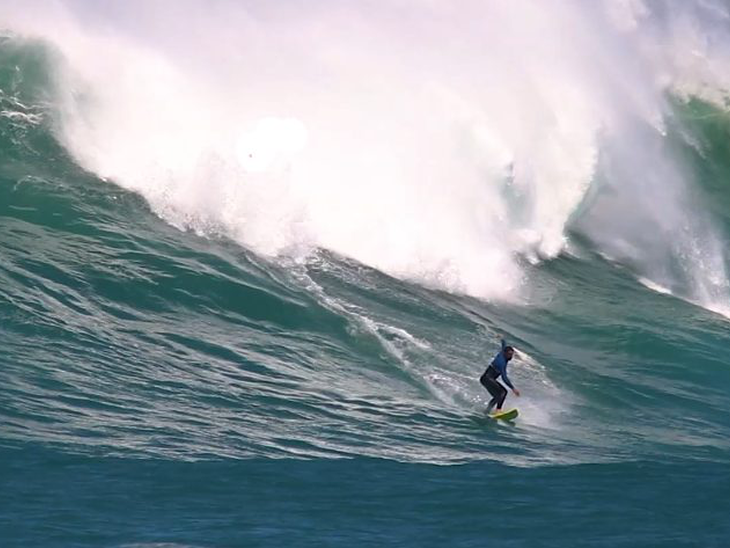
left=3, top=0, right=730, bottom=314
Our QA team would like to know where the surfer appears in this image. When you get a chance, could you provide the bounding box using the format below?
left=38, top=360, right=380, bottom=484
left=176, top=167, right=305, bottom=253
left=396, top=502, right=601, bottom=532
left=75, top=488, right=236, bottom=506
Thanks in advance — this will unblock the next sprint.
left=480, top=335, right=520, bottom=414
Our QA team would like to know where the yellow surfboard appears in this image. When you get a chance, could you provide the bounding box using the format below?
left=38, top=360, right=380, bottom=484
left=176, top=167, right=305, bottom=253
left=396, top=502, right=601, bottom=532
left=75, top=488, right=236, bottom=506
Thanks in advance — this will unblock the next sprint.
left=491, top=408, right=518, bottom=421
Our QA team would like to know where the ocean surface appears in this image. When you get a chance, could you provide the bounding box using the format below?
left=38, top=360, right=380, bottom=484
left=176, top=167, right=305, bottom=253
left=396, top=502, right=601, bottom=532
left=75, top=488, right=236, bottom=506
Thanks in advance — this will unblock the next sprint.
left=2, top=2, right=730, bottom=546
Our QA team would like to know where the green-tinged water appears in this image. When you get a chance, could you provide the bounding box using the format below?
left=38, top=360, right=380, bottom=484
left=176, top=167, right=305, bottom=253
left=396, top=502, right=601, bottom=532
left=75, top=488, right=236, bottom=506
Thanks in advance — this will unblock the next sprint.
left=2, top=15, right=730, bottom=548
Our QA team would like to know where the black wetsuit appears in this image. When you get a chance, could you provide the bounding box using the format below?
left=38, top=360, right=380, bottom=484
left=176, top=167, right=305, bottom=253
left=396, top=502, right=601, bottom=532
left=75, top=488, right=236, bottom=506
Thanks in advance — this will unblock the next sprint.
left=480, top=338, right=514, bottom=412
left=480, top=367, right=507, bottom=412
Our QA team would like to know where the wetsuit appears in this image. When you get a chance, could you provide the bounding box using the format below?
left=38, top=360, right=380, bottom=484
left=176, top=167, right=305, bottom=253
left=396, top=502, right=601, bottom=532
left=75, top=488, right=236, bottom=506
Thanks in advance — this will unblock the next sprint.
left=480, top=338, right=515, bottom=413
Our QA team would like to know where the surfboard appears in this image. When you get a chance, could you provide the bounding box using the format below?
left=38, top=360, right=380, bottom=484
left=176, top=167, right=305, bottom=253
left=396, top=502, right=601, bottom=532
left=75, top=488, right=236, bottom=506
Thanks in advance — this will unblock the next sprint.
left=490, top=408, right=518, bottom=421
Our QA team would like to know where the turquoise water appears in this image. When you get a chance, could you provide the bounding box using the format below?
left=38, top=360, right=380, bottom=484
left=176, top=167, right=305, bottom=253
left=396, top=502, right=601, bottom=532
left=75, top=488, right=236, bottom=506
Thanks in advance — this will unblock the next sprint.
left=3, top=6, right=730, bottom=547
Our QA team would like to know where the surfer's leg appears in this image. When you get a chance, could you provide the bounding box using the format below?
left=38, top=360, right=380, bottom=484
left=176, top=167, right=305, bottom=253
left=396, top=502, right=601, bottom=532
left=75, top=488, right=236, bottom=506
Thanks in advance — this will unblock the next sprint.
left=486, top=397, right=497, bottom=414
left=495, top=384, right=507, bottom=411
left=480, top=374, right=496, bottom=396
left=480, top=374, right=504, bottom=412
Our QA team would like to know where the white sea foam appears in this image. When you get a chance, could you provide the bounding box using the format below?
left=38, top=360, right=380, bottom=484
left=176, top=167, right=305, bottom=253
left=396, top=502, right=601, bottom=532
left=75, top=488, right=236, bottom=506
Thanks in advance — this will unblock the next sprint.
left=4, top=0, right=730, bottom=312
left=639, top=277, right=672, bottom=295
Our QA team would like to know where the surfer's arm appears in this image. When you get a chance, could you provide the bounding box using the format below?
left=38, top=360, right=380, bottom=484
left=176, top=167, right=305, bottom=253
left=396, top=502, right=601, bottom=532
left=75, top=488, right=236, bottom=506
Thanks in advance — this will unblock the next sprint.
left=501, top=367, right=515, bottom=391
left=491, top=355, right=515, bottom=390
left=496, top=336, right=519, bottom=394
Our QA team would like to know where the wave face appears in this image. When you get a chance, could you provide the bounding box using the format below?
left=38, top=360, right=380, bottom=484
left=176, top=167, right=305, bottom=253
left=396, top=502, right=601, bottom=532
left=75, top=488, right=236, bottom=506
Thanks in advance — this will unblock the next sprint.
left=3, top=2, right=730, bottom=547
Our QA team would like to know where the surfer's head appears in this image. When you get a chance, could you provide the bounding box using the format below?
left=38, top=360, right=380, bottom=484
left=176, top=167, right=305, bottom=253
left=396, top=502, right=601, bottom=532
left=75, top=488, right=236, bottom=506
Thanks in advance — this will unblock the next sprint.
left=504, top=346, right=515, bottom=360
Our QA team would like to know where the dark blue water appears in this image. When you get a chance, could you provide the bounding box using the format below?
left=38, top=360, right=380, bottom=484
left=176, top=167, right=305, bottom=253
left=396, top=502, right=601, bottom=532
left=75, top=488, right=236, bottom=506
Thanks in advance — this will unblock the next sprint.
left=5, top=446, right=730, bottom=548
